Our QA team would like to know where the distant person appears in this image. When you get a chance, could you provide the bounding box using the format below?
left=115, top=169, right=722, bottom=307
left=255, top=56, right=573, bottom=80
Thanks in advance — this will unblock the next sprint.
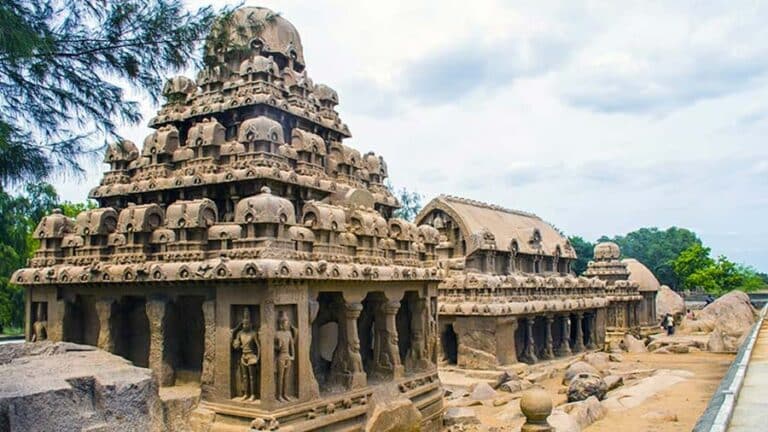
left=662, top=313, right=675, bottom=336
left=686, top=309, right=694, bottom=320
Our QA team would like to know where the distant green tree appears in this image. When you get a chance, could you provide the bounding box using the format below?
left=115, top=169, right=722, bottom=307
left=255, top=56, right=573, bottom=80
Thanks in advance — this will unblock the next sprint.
left=599, top=227, right=701, bottom=289
left=59, top=199, right=98, bottom=218
left=671, top=244, right=715, bottom=290
left=0, top=183, right=94, bottom=332
left=568, top=236, right=593, bottom=275
left=686, top=256, right=765, bottom=295
left=390, top=185, right=423, bottom=222
left=0, top=0, right=220, bottom=186
left=0, top=183, right=59, bottom=330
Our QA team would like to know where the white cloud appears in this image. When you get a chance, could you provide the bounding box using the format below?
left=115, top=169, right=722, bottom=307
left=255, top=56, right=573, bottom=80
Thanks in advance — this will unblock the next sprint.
left=54, top=0, right=768, bottom=271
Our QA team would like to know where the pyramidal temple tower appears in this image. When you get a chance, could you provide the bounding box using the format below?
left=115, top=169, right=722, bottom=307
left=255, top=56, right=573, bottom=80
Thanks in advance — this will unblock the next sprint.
left=14, top=7, right=443, bottom=431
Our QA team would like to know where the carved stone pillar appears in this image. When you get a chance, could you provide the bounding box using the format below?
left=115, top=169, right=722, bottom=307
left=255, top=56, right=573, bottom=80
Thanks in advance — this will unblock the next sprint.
left=146, top=299, right=175, bottom=387
left=48, top=300, right=64, bottom=342
left=585, top=313, right=596, bottom=350
left=541, top=315, right=555, bottom=360
left=201, top=299, right=216, bottom=396
left=405, top=297, right=430, bottom=372
left=522, top=317, right=538, bottom=364
left=383, top=300, right=404, bottom=378
left=94, top=298, right=116, bottom=353
left=573, top=313, right=585, bottom=353
left=260, top=301, right=276, bottom=408
left=496, top=317, right=518, bottom=364
left=332, top=301, right=366, bottom=389
left=556, top=315, right=572, bottom=357
left=302, top=299, right=320, bottom=399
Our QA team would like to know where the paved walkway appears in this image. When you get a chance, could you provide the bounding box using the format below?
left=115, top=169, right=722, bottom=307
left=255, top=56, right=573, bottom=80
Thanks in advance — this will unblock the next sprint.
left=727, top=318, right=768, bottom=431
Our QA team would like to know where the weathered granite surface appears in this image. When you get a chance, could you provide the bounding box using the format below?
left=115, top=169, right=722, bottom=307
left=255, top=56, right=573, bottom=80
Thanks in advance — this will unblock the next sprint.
left=0, top=342, right=162, bottom=432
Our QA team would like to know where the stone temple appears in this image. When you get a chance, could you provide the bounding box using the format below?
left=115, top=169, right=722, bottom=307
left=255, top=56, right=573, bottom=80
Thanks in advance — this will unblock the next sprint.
left=10, top=6, right=661, bottom=431
left=415, top=196, right=608, bottom=369
left=13, top=7, right=444, bottom=431
left=583, top=242, right=659, bottom=339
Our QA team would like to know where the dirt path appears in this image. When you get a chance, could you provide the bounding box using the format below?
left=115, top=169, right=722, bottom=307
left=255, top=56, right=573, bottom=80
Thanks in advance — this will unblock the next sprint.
left=585, top=352, right=733, bottom=432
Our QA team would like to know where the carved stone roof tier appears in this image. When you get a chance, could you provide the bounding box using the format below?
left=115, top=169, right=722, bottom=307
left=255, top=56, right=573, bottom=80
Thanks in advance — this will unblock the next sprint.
left=437, top=273, right=608, bottom=316
left=416, top=195, right=576, bottom=258
left=622, top=258, right=660, bottom=292
left=15, top=6, right=439, bottom=288
left=33, top=209, right=74, bottom=239
left=12, top=259, right=442, bottom=285
left=204, top=7, right=307, bottom=71
left=584, top=241, right=631, bottom=280
left=593, top=241, right=621, bottom=260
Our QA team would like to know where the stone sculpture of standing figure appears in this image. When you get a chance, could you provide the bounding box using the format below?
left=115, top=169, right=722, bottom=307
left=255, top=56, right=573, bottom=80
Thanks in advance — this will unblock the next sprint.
left=275, top=311, right=295, bottom=402
left=232, top=308, right=260, bottom=401
left=31, top=303, right=47, bottom=342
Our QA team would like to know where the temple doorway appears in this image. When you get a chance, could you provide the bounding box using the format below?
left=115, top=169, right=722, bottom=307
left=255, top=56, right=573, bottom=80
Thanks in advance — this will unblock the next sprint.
left=62, top=295, right=99, bottom=346
left=175, top=296, right=205, bottom=383
left=311, top=292, right=343, bottom=393
left=115, top=296, right=150, bottom=368
left=442, top=324, right=458, bottom=365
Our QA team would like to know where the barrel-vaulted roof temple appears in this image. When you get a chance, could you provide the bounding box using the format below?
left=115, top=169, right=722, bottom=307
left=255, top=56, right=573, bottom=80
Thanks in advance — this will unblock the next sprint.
left=12, top=6, right=657, bottom=431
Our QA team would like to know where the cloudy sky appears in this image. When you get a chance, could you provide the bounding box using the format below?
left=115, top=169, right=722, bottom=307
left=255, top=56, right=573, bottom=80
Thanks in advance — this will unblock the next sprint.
left=56, top=0, right=768, bottom=270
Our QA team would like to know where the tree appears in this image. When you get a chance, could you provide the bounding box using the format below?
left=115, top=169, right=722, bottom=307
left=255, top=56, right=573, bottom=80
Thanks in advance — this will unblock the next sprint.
left=599, top=227, right=701, bottom=288
left=390, top=184, right=423, bottom=222
left=0, top=183, right=59, bottom=330
left=0, top=182, right=93, bottom=332
left=671, top=243, right=714, bottom=290
left=686, top=257, right=765, bottom=295
left=0, top=0, right=220, bottom=186
left=568, top=236, right=593, bottom=275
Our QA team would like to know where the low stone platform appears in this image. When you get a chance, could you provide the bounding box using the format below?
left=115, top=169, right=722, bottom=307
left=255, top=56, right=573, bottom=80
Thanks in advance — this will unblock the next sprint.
left=0, top=341, right=162, bottom=431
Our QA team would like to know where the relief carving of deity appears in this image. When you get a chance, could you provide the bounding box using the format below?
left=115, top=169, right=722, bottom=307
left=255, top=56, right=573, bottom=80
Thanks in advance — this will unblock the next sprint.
left=232, top=308, right=260, bottom=401
left=274, top=311, right=296, bottom=402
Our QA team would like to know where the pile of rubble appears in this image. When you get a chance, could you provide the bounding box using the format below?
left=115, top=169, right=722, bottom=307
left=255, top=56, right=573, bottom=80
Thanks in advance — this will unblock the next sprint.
left=442, top=351, right=679, bottom=432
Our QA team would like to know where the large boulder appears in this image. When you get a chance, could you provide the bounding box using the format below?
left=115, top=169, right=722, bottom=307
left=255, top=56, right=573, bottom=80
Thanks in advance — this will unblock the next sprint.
left=0, top=341, right=162, bottom=431
left=583, top=352, right=611, bottom=372
left=604, top=375, right=624, bottom=391
left=708, top=329, right=748, bottom=353
left=563, top=361, right=600, bottom=384
left=499, top=379, right=532, bottom=393
left=443, top=407, right=480, bottom=426
left=623, top=334, right=648, bottom=353
left=468, top=382, right=497, bottom=401
left=547, top=409, right=580, bottom=432
left=567, top=373, right=608, bottom=402
left=365, top=399, right=422, bottom=432
left=656, top=285, right=685, bottom=319
left=562, top=396, right=606, bottom=429
left=457, top=345, right=498, bottom=370
left=699, top=291, right=756, bottom=327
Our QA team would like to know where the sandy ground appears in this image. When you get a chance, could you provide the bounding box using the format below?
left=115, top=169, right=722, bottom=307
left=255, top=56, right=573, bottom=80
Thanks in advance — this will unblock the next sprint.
left=442, top=350, right=734, bottom=432
left=584, top=352, right=733, bottom=432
